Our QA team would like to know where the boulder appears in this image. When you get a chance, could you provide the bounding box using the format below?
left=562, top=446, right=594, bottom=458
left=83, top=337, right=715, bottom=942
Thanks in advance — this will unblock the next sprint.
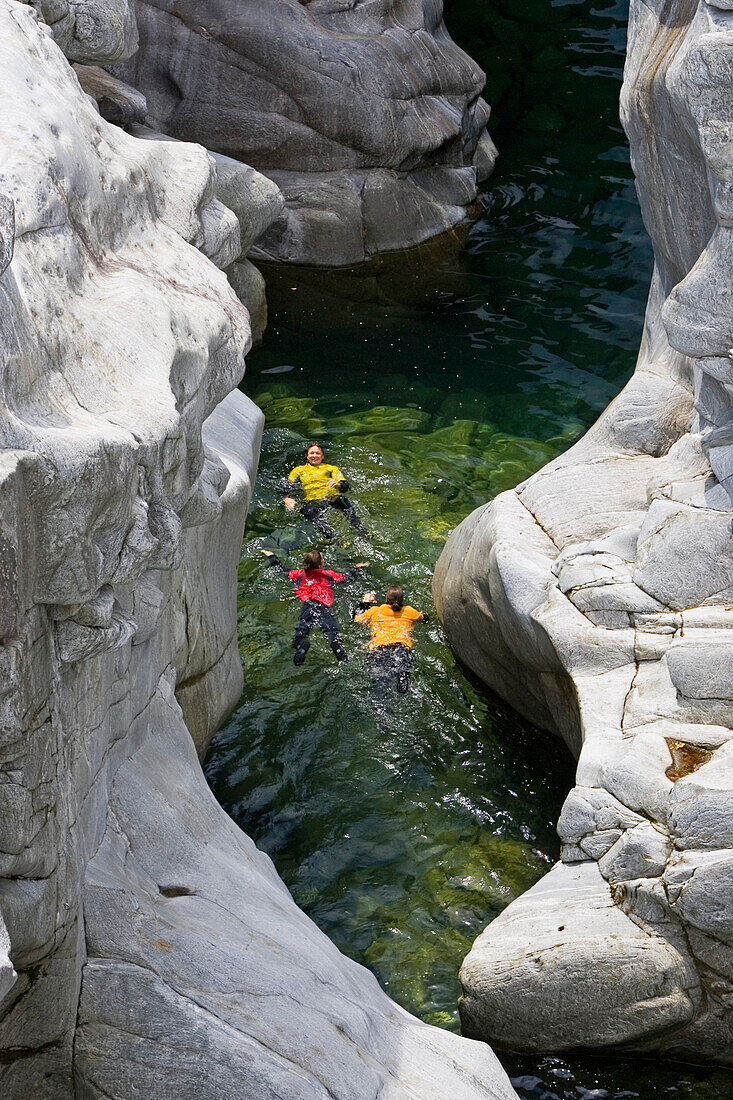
left=115, top=0, right=496, bottom=265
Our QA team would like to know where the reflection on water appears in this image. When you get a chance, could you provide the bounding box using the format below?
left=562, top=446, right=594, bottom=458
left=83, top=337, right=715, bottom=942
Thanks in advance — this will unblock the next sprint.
left=504, top=1053, right=733, bottom=1099
left=205, top=0, right=733, bottom=1095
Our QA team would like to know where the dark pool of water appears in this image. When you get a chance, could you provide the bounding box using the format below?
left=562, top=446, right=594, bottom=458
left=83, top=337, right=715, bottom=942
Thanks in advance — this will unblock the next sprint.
left=205, top=0, right=733, bottom=1095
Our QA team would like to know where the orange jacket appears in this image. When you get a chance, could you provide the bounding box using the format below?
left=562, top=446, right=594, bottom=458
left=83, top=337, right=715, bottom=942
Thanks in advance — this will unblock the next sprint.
left=355, top=603, right=423, bottom=649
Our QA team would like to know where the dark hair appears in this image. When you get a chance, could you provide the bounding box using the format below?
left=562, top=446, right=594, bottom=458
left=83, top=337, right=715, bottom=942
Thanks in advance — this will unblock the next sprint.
left=306, top=443, right=324, bottom=455
left=303, top=550, right=323, bottom=571
left=385, top=584, right=404, bottom=609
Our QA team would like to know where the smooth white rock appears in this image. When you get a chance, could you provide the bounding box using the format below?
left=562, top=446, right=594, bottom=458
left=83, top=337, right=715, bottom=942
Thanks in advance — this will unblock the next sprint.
left=460, top=862, right=697, bottom=1051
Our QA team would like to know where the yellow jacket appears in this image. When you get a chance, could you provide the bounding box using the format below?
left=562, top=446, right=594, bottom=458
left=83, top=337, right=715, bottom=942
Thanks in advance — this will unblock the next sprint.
left=288, top=463, right=344, bottom=502
left=355, top=604, right=423, bottom=649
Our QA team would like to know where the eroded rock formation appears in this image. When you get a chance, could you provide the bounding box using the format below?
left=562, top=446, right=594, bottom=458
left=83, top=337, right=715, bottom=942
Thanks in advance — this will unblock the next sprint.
left=435, top=0, right=733, bottom=1065
left=0, top=3, right=517, bottom=1096
left=115, top=0, right=497, bottom=265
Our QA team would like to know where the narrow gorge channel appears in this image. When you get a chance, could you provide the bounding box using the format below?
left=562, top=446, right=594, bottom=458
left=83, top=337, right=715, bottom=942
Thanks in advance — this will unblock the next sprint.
left=205, top=1, right=730, bottom=1096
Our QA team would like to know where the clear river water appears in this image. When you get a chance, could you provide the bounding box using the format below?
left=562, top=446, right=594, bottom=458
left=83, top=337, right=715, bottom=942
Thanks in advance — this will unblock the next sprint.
left=204, top=1, right=733, bottom=1095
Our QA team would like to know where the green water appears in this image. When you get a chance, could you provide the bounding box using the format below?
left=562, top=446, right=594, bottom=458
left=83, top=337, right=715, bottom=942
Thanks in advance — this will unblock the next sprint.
left=205, top=0, right=733, bottom=1095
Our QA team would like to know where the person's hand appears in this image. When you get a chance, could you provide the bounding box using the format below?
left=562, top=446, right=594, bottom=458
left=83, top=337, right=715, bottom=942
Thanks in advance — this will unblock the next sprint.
left=362, top=591, right=376, bottom=603
left=260, top=549, right=274, bottom=557
left=283, top=497, right=296, bottom=511
left=354, top=562, right=369, bottom=569
left=326, top=479, right=339, bottom=489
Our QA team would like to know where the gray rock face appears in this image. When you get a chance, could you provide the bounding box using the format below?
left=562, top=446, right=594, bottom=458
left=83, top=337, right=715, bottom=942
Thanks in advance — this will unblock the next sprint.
left=115, top=0, right=496, bottom=265
left=435, top=0, right=733, bottom=1067
left=29, top=0, right=139, bottom=62
left=0, top=5, right=517, bottom=1097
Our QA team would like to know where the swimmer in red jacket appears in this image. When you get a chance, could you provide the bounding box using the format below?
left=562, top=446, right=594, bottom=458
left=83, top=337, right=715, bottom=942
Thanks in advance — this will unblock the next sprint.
left=261, top=548, right=368, bottom=665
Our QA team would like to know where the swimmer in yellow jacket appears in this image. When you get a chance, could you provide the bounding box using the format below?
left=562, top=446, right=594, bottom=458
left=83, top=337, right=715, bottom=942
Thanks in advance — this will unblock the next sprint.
left=283, top=443, right=367, bottom=538
left=353, top=584, right=429, bottom=696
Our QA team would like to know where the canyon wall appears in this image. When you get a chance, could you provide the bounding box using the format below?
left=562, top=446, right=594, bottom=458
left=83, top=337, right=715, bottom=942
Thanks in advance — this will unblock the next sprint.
left=114, top=0, right=497, bottom=266
left=0, top=3, right=517, bottom=1096
left=435, top=0, right=733, bottom=1065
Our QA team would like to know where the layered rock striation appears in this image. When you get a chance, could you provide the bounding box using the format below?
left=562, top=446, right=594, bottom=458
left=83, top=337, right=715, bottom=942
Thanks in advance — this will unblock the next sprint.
left=0, top=4, right=517, bottom=1096
left=435, top=0, right=733, bottom=1065
left=115, top=0, right=497, bottom=266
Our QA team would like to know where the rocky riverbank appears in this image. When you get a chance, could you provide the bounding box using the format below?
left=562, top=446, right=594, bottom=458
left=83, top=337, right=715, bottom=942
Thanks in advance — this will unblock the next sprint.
left=435, top=0, right=733, bottom=1067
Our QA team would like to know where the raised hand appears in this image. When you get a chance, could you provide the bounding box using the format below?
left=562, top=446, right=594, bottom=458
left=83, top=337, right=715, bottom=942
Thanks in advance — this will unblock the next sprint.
left=283, top=497, right=296, bottom=511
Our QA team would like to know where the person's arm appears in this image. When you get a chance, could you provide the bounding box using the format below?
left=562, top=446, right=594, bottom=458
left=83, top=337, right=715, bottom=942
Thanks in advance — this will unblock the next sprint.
left=326, top=465, right=345, bottom=490
left=337, top=561, right=369, bottom=584
left=283, top=467, right=301, bottom=510
left=352, top=591, right=376, bottom=621
left=405, top=605, right=430, bottom=624
left=260, top=549, right=289, bottom=577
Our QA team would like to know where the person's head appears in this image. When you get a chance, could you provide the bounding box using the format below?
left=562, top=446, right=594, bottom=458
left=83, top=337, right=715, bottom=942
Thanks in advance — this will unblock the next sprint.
left=385, top=584, right=404, bottom=610
left=306, top=443, right=324, bottom=466
left=303, top=549, right=323, bottom=572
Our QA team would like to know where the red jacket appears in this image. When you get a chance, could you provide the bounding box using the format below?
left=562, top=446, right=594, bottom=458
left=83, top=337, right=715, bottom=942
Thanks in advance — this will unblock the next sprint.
left=288, top=567, right=344, bottom=606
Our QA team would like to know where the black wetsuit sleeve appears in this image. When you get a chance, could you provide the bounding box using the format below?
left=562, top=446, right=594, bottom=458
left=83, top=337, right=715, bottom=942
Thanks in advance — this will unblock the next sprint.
left=333, top=566, right=361, bottom=584
left=351, top=601, right=372, bottom=620
left=266, top=554, right=290, bottom=578
left=420, top=612, right=431, bottom=625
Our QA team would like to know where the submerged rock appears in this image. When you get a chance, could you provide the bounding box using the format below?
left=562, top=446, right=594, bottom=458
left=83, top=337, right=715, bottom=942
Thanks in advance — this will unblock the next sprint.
left=435, top=0, right=733, bottom=1066
left=115, top=0, right=496, bottom=265
left=0, top=4, right=516, bottom=1097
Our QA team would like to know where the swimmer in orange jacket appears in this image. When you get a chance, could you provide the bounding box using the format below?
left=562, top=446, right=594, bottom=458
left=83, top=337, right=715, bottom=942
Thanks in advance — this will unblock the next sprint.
left=353, top=584, right=429, bottom=696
